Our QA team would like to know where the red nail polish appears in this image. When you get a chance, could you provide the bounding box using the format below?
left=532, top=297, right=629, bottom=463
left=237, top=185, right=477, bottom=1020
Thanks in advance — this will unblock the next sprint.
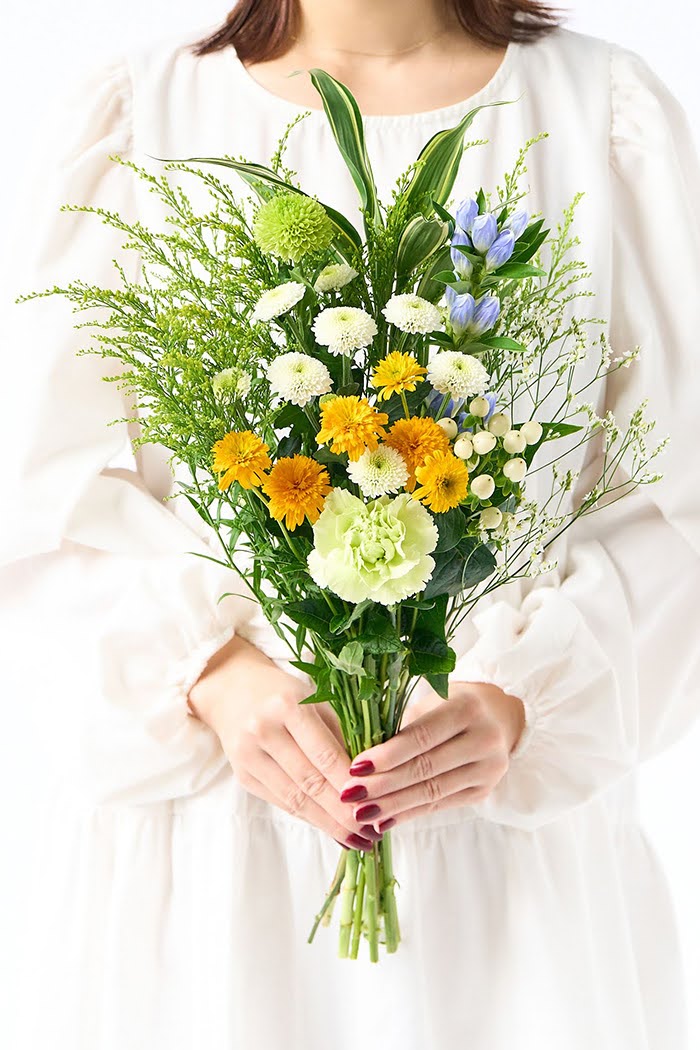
left=340, top=784, right=368, bottom=803
left=349, top=759, right=375, bottom=776
left=359, top=824, right=383, bottom=842
left=355, top=803, right=381, bottom=822
left=377, top=817, right=396, bottom=833
left=347, top=833, right=374, bottom=852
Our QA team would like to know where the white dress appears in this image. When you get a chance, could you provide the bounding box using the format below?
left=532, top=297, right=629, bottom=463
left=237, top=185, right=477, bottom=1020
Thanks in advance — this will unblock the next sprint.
left=2, top=22, right=700, bottom=1050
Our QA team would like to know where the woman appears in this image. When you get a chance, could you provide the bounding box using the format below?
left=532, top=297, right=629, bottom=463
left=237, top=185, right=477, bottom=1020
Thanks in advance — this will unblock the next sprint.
left=2, top=1, right=700, bottom=1047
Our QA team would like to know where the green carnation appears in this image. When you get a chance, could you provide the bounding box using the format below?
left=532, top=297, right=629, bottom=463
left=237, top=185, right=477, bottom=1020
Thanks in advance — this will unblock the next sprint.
left=253, top=192, right=334, bottom=264
left=308, top=489, right=438, bottom=606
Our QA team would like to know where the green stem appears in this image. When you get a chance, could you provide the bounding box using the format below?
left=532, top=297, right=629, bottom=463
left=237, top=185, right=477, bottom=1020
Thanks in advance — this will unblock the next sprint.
left=350, top=864, right=366, bottom=959
left=364, top=845, right=380, bottom=963
left=379, top=834, right=401, bottom=953
left=338, top=849, right=359, bottom=959
left=308, top=849, right=347, bottom=944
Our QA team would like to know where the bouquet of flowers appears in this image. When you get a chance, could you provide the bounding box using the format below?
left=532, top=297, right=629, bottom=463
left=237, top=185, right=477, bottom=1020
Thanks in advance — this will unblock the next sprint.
left=21, top=68, right=665, bottom=962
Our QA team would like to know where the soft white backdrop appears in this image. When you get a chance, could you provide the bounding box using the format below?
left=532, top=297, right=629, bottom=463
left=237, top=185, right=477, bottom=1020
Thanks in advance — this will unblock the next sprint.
left=1, top=1, right=699, bottom=1042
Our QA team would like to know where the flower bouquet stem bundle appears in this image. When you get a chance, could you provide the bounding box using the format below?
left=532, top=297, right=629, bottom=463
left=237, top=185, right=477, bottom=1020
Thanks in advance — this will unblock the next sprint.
left=22, top=68, right=666, bottom=961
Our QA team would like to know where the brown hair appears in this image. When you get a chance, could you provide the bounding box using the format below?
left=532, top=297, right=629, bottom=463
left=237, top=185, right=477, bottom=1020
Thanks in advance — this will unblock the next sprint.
left=192, top=1, right=563, bottom=64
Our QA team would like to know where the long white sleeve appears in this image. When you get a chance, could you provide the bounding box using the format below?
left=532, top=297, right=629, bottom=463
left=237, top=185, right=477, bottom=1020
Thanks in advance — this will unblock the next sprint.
left=448, top=45, right=700, bottom=831
left=0, top=60, right=260, bottom=806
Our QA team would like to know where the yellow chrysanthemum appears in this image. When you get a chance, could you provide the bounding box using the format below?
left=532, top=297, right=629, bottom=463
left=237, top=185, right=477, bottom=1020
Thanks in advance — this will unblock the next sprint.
left=212, top=430, right=271, bottom=491
left=413, top=451, right=470, bottom=513
left=371, top=351, right=427, bottom=401
left=262, top=456, right=332, bottom=531
left=316, top=396, right=389, bottom=462
left=384, top=416, right=451, bottom=491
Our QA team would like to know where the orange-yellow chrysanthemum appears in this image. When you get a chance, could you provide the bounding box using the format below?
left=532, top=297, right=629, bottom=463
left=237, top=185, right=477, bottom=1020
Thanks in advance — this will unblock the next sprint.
left=384, top=416, right=451, bottom=491
left=413, top=451, right=470, bottom=513
left=371, top=351, right=427, bottom=401
left=262, top=455, right=332, bottom=530
left=316, top=396, right=389, bottom=461
left=212, top=430, right=271, bottom=491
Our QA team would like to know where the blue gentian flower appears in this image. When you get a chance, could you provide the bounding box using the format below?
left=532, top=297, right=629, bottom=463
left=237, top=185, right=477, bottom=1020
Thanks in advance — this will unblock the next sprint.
left=485, top=230, right=516, bottom=272
left=470, top=213, right=498, bottom=254
left=455, top=197, right=479, bottom=234
left=447, top=290, right=476, bottom=334
left=506, top=208, right=529, bottom=239
left=471, top=295, right=501, bottom=335
left=449, top=227, right=474, bottom=278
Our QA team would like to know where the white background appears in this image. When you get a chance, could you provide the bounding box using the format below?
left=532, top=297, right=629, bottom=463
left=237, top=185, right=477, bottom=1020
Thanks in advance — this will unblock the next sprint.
left=1, top=0, right=699, bottom=1042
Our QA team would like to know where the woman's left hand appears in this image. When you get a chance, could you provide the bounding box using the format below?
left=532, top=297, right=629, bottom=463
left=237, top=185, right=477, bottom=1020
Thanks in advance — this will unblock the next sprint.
left=339, top=682, right=526, bottom=832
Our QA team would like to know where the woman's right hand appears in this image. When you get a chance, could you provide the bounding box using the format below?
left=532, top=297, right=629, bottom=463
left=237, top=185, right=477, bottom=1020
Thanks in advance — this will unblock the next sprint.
left=187, top=633, right=379, bottom=852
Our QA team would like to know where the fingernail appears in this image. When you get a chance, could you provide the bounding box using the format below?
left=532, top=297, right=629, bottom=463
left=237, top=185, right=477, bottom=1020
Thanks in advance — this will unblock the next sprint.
left=377, top=817, right=396, bottom=833
left=359, top=824, right=383, bottom=841
left=346, top=833, right=374, bottom=852
left=355, top=803, right=381, bottom=822
left=334, top=839, right=350, bottom=850
left=340, top=784, right=368, bottom=804
left=349, top=759, right=375, bottom=776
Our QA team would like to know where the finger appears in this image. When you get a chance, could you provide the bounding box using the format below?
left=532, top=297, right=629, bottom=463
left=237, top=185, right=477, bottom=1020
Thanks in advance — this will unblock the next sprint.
left=384, top=782, right=493, bottom=829
left=284, top=703, right=353, bottom=793
left=349, top=703, right=465, bottom=776
left=266, top=726, right=367, bottom=837
left=342, top=731, right=482, bottom=802
left=350, top=761, right=490, bottom=825
left=315, top=703, right=346, bottom=748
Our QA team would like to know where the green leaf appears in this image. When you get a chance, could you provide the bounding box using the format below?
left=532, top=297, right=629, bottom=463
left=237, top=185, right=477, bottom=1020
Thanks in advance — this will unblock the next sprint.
left=325, top=641, right=367, bottom=676
left=412, top=592, right=448, bottom=640
left=415, top=245, right=454, bottom=301
left=493, top=262, right=547, bottom=280
left=542, top=422, right=584, bottom=438
left=401, top=101, right=514, bottom=216
left=408, top=630, right=456, bottom=676
left=307, top=68, right=381, bottom=232
left=354, top=607, right=405, bottom=654
left=396, top=215, right=449, bottom=277
left=423, top=538, right=497, bottom=598
left=173, top=154, right=363, bottom=262
left=300, top=689, right=336, bottom=705
left=434, top=508, right=467, bottom=553
left=425, top=672, right=450, bottom=699
left=289, top=659, right=321, bottom=677
left=330, top=600, right=372, bottom=634
left=286, top=598, right=333, bottom=636
left=478, top=335, right=528, bottom=352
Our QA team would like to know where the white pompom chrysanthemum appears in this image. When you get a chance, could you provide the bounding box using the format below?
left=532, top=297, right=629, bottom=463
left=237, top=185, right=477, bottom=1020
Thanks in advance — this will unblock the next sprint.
left=427, top=351, right=490, bottom=400
left=268, top=352, right=332, bottom=407
left=312, top=306, right=378, bottom=357
left=313, top=262, right=359, bottom=293
left=382, top=293, right=443, bottom=334
left=347, top=445, right=409, bottom=498
left=251, top=281, right=306, bottom=323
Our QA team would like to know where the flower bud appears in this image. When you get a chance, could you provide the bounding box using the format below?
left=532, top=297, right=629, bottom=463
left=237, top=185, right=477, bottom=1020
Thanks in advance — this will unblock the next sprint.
left=319, top=393, right=339, bottom=406
left=448, top=290, right=476, bottom=334
left=449, top=228, right=474, bottom=278
left=485, top=230, right=516, bottom=272
left=472, top=431, right=497, bottom=454
left=470, top=294, right=501, bottom=335
left=503, top=429, right=527, bottom=454
left=436, top=417, right=458, bottom=440
left=469, top=396, right=491, bottom=417
left=520, top=420, right=543, bottom=445
left=480, top=507, right=503, bottom=530
left=487, top=412, right=511, bottom=437
left=505, top=208, right=529, bottom=239
left=471, top=213, right=498, bottom=254
left=471, top=474, right=496, bottom=500
left=455, top=197, right=479, bottom=234
left=453, top=434, right=474, bottom=459
left=503, top=457, right=527, bottom=482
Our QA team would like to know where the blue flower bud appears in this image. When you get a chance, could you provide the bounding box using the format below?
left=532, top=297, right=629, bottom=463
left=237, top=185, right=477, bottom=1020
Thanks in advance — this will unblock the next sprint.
left=425, top=390, right=465, bottom=419
left=449, top=227, right=473, bottom=278
left=506, top=208, right=529, bottom=239
left=470, top=295, right=501, bottom=335
left=483, top=392, right=497, bottom=422
left=471, top=213, right=498, bottom=254
left=448, top=291, right=476, bottom=335
left=485, top=230, right=516, bottom=272
left=456, top=411, right=471, bottom=433
left=455, top=197, right=479, bottom=234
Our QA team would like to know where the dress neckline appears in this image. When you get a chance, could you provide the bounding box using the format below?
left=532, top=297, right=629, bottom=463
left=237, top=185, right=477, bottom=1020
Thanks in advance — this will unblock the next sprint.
left=224, top=39, right=522, bottom=127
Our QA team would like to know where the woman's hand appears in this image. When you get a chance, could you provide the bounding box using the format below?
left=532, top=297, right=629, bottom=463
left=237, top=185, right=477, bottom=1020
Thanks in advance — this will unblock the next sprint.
left=187, top=634, right=379, bottom=851
left=338, top=682, right=526, bottom=831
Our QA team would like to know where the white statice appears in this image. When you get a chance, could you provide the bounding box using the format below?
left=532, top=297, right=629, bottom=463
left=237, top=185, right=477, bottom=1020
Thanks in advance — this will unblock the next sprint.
left=251, top=281, right=306, bottom=323
left=267, top=352, right=332, bottom=407
left=427, top=351, right=490, bottom=400
left=313, top=262, right=359, bottom=293
left=312, top=306, right=378, bottom=356
left=382, top=293, right=443, bottom=334
left=347, top=446, right=409, bottom=498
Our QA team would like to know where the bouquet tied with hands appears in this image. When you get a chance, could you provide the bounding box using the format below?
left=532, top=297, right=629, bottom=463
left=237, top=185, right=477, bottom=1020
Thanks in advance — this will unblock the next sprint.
left=20, top=69, right=663, bottom=960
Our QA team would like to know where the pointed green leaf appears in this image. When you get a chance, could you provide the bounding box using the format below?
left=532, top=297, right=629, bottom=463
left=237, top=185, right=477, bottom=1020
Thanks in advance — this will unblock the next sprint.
left=396, top=215, right=449, bottom=277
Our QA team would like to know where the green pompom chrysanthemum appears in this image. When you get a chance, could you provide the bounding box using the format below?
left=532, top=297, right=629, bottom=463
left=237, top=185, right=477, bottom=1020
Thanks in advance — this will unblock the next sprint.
left=252, top=192, right=334, bottom=264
